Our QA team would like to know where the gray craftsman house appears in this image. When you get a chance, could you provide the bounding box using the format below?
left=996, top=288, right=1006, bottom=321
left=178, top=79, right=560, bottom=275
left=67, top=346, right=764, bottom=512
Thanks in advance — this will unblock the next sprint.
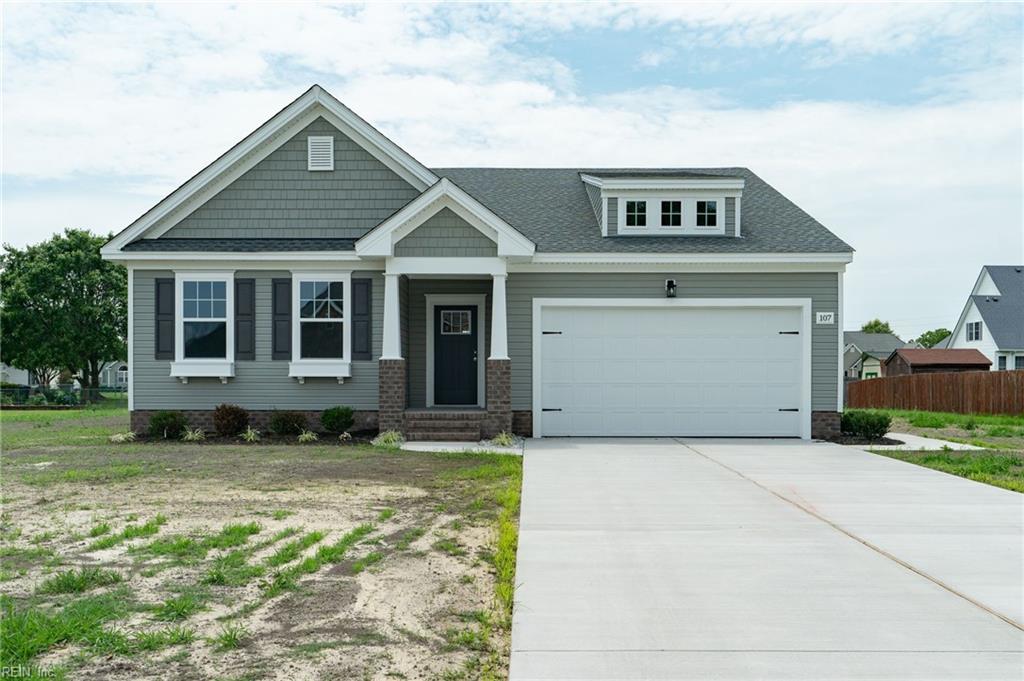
left=102, top=85, right=853, bottom=440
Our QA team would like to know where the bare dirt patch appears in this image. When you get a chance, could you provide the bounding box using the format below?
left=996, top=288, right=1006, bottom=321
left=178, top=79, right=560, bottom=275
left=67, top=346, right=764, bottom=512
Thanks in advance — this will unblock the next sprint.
left=1, top=442, right=520, bottom=680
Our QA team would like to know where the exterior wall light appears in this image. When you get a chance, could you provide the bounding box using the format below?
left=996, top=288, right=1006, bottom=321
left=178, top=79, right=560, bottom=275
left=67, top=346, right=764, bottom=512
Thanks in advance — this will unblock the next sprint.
left=665, top=279, right=677, bottom=298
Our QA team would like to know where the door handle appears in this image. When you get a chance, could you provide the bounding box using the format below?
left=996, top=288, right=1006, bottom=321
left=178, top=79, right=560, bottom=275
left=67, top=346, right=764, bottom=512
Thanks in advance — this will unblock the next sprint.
left=473, top=350, right=478, bottom=363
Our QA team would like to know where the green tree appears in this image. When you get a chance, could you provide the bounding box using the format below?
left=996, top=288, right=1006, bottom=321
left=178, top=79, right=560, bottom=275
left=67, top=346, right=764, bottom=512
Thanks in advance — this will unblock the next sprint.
left=1, top=229, right=126, bottom=397
left=860, top=319, right=894, bottom=334
left=913, top=328, right=952, bottom=348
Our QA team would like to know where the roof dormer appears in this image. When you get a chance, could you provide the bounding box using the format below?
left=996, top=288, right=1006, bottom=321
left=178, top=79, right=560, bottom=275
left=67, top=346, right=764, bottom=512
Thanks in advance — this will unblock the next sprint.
left=580, top=173, right=745, bottom=238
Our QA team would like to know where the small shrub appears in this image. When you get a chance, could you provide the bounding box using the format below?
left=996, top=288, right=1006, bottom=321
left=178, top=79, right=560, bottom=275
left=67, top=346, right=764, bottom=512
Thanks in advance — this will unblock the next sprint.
left=44, top=389, right=78, bottom=406
left=338, top=432, right=352, bottom=443
left=240, top=426, right=261, bottom=443
left=372, top=430, right=404, bottom=449
left=181, top=427, right=206, bottom=442
left=148, top=411, right=188, bottom=439
left=320, top=406, right=355, bottom=433
left=109, top=431, right=137, bottom=444
left=26, top=394, right=47, bottom=406
left=268, top=411, right=307, bottom=435
left=963, top=417, right=977, bottom=431
left=297, top=429, right=318, bottom=443
left=857, top=412, right=891, bottom=440
left=491, top=431, right=516, bottom=447
left=212, top=404, right=249, bottom=437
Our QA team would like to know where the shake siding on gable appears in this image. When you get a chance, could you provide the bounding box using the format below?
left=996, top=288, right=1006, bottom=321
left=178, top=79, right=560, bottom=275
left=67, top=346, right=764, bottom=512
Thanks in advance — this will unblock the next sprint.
left=132, top=270, right=384, bottom=410
left=505, top=272, right=840, bottom=413
left=161, top=117, right=420, bottom=240
left=394, top=208, right=497, bottom=257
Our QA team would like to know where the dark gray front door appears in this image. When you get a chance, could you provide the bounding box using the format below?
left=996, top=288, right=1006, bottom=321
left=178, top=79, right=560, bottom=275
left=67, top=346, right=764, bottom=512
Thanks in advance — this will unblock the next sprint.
left=434, top=305, right=477, bottom=405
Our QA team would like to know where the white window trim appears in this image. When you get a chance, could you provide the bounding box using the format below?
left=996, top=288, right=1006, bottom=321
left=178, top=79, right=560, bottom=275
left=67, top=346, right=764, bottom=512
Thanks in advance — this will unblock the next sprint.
left=171, top=271, right=235, bottom=383
left=307, top=135, right=334, bottom=171
left=967, top=321, right=983, bottom=342
left=616, top=195, right=726, bottom=235
left=426, top=294, right=487, bottom=409
left=289, top=271, right=352, bottom=383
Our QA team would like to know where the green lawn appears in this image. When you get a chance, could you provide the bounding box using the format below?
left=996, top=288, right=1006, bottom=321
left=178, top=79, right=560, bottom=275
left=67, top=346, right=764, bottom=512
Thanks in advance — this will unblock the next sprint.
left=876, top=450, right=1024, bottom=493
left=1, top=403, right=128, bottom=450
left=863, top=409, right=1024, bottom=451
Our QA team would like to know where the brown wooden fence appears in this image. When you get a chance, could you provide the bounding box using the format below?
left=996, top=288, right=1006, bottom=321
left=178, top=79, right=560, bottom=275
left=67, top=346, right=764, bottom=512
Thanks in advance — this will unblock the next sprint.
left=846, top=371, right=1024, bottom=415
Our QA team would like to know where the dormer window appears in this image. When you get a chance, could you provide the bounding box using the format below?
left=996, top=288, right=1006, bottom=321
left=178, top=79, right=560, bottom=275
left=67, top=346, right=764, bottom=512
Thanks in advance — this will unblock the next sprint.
left=697, top=200, right=717, bottom=227
left=625, top=201, right=647, bottom=227
left=661, top=201, right=681, bottom=227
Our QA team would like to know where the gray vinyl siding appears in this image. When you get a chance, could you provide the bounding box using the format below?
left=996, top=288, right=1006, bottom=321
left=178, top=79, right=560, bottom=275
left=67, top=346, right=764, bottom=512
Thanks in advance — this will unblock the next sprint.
left=133, top=269, right=383, bottom=410
left=725, top=197, right=736, bottom=237
left=584, top=184, right=602, bottom=226
left=162, top=117, right=419, bottom=239
left=606, top=198, right=618, bottom=236
left=505, top=272, right=840, bottom=413
left=394, top=208, right=497, bottom=257
left=405, top=279, right=492, bottom=408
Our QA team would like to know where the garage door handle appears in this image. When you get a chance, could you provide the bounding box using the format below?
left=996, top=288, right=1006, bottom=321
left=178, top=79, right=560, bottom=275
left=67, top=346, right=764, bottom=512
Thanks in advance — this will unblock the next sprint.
left=542, top=408, right=562, bottom=412
left=542, top=331, right=562, bottom=335
left=778, top=408, right=799, bottom=412
left=778, top=331, right=800, bottom=335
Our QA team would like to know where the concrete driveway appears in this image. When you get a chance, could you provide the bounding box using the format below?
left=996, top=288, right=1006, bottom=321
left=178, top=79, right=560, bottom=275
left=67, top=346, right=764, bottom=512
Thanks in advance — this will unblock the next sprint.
left=510, top=439, right=1023, bottom=680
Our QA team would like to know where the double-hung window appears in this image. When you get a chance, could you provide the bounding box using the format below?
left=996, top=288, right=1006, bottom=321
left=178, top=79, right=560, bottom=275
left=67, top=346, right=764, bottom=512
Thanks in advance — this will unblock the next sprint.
left=967, top=321, right=983, bottom=342
left=171, top=272, right=235, bottom=381
left=1015, top=356, right=1024, bottom=371
left=289, top=272, right=352, bottom=381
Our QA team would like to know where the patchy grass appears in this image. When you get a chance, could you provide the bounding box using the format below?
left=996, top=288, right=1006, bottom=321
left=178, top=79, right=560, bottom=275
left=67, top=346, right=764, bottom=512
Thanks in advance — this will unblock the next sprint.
left=153, top=592, right=205, bottom=621
left=0, top=403, right=128, bottom=450
left=36, top=567, right=122, bottom=595
left=265, top=530, right=325, bottom=567
left=377, top=507, right=396, bottom=521
left=211, top=623, right=248, bottom=651
left=876, top=450, right=1024, bottom=493
left=88, top=514, right=167, bottom=551
left=351, top=551, right=384, bottom=574
left=87, top=522, right=110, bottom=538
left=24, top=463, right=144, bottom=486
left=396, top=527, right=426, bottom=550
left=864, top=409, right=1024, bottom=451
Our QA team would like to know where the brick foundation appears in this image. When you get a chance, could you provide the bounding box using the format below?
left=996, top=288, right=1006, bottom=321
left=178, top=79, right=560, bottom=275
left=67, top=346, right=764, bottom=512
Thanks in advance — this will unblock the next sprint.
left=378, top=359, right=406, bottom=433
left=511, top=410, right=532, bottom=438
left=482, top=359, right=512, bottom=439
left=811, top=411, right=841, bottom=440
left=130, top=409, right=378, bottom=435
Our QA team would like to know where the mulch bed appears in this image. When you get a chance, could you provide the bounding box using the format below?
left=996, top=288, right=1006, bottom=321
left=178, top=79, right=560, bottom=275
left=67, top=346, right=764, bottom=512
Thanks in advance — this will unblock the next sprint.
left=828, top=435, right=904, bottom=446
left=137, top=429, right=380, bottom=446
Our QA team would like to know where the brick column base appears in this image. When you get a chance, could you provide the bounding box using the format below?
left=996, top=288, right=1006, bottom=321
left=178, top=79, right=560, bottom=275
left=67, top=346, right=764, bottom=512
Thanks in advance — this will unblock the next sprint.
left=378, top=359, right=406, bottom=434
left=811, top=411, right=841, bottom=440
left=483, top=359, right=512, bottom=439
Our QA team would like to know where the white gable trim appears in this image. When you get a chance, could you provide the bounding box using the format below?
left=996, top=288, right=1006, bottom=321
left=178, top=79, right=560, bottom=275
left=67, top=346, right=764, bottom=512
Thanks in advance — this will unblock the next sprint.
left=580, top=174, right=745, bottom=191
left=355, top=178, right=535, bottom=258
left=102, top=85, right=437, bottom=255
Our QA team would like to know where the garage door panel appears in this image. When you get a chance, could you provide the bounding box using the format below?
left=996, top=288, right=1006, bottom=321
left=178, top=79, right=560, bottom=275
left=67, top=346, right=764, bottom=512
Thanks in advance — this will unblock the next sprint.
left=538, top=304, right=805, bottom=437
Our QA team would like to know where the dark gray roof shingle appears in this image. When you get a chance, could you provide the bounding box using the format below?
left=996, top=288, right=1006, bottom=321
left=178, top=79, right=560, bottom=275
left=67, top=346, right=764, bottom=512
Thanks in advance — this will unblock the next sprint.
left=123, top=238, right=356, bottom=252
left=843, top=331, right=907, bottom=357
left=973, top=265, right=1024, bottom=349
left=433, top=167, right=853, bottom=254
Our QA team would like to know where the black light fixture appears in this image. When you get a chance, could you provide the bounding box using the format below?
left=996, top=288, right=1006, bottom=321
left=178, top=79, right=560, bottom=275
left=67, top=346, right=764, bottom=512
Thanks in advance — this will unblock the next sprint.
left=665, top=279, right=677, bottom=298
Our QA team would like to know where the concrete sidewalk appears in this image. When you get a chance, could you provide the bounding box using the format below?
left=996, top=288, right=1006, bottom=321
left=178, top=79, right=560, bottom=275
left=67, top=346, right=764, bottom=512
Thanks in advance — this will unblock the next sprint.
left=510, top=439, right=1023, bottom=680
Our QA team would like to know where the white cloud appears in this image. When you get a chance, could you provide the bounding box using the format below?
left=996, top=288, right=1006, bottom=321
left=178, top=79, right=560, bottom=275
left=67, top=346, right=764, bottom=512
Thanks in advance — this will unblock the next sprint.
left=1, top=2, right=1021, bottom=339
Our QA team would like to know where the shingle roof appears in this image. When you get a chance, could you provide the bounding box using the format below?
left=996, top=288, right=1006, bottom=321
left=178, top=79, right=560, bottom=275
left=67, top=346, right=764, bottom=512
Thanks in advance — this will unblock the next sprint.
left=843, top=331, right=906, bottom=356
left=888, top=348, right=991, bottom=367
left=433, top=167, right=853, bottom=254
left=122, top=238, right=356, bottom=252
left=974, top=266, right=1024, bottom=349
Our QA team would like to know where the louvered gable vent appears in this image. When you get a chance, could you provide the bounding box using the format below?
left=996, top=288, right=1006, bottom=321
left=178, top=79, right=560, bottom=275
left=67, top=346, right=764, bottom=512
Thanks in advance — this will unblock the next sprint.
left=307, top=135, right=334, bottom=171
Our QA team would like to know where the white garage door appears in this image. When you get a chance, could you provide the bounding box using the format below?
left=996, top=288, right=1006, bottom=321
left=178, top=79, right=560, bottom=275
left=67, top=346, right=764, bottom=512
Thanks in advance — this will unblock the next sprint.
left=538, top=305, right=806, bottom=437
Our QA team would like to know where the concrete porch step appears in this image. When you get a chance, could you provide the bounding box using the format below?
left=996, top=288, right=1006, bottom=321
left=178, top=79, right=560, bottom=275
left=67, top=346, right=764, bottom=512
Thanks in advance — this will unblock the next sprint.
left=404, top=422, right=482, bottom=434
left=406, top=430, right=481, bottom=442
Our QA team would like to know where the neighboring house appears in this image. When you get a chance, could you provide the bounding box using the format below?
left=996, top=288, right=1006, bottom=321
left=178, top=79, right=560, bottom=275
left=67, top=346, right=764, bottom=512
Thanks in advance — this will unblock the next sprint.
left=100, top=85, right=854, bottom=440
left=0, top=363, right=31, bottom=386
left=944, top=265, right=1024, bottom=371
left=883, top=348, right=991, bottom=375
left=843, top=331, right=906, bottom=379
left=98, top=362, right=129, bottom=389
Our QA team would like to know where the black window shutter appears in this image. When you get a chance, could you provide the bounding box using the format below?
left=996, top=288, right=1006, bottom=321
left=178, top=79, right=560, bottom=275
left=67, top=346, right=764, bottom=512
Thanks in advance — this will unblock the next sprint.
left=352, top=278, right=372, bottom=360
left=271, top=278, right=291, bottom=360
left=235, top=279, right=256, bottom=361
left=154, top=278, right=174, bottom=360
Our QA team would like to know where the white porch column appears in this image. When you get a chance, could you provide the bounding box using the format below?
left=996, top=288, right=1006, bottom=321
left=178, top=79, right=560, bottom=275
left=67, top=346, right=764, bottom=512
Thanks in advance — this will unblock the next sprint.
left=489, top=273, right=509, bottom=360
left=381, top=273, right=402, bottom=360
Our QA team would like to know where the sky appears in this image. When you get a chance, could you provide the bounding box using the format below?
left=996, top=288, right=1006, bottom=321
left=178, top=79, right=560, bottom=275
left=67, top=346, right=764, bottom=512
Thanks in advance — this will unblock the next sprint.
left=2, top=2, right=1022, bottom=339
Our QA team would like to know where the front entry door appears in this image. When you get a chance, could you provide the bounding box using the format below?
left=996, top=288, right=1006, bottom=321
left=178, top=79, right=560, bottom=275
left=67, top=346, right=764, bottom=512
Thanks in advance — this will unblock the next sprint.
left=434, top=305, right=478, bottom=405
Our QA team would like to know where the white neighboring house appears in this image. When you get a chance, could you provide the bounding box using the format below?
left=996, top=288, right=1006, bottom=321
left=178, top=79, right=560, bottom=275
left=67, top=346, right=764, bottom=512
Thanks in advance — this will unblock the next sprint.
left=1, top=364, right=31, bottom=386
left=945, top=265, right=1024, bottom=371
